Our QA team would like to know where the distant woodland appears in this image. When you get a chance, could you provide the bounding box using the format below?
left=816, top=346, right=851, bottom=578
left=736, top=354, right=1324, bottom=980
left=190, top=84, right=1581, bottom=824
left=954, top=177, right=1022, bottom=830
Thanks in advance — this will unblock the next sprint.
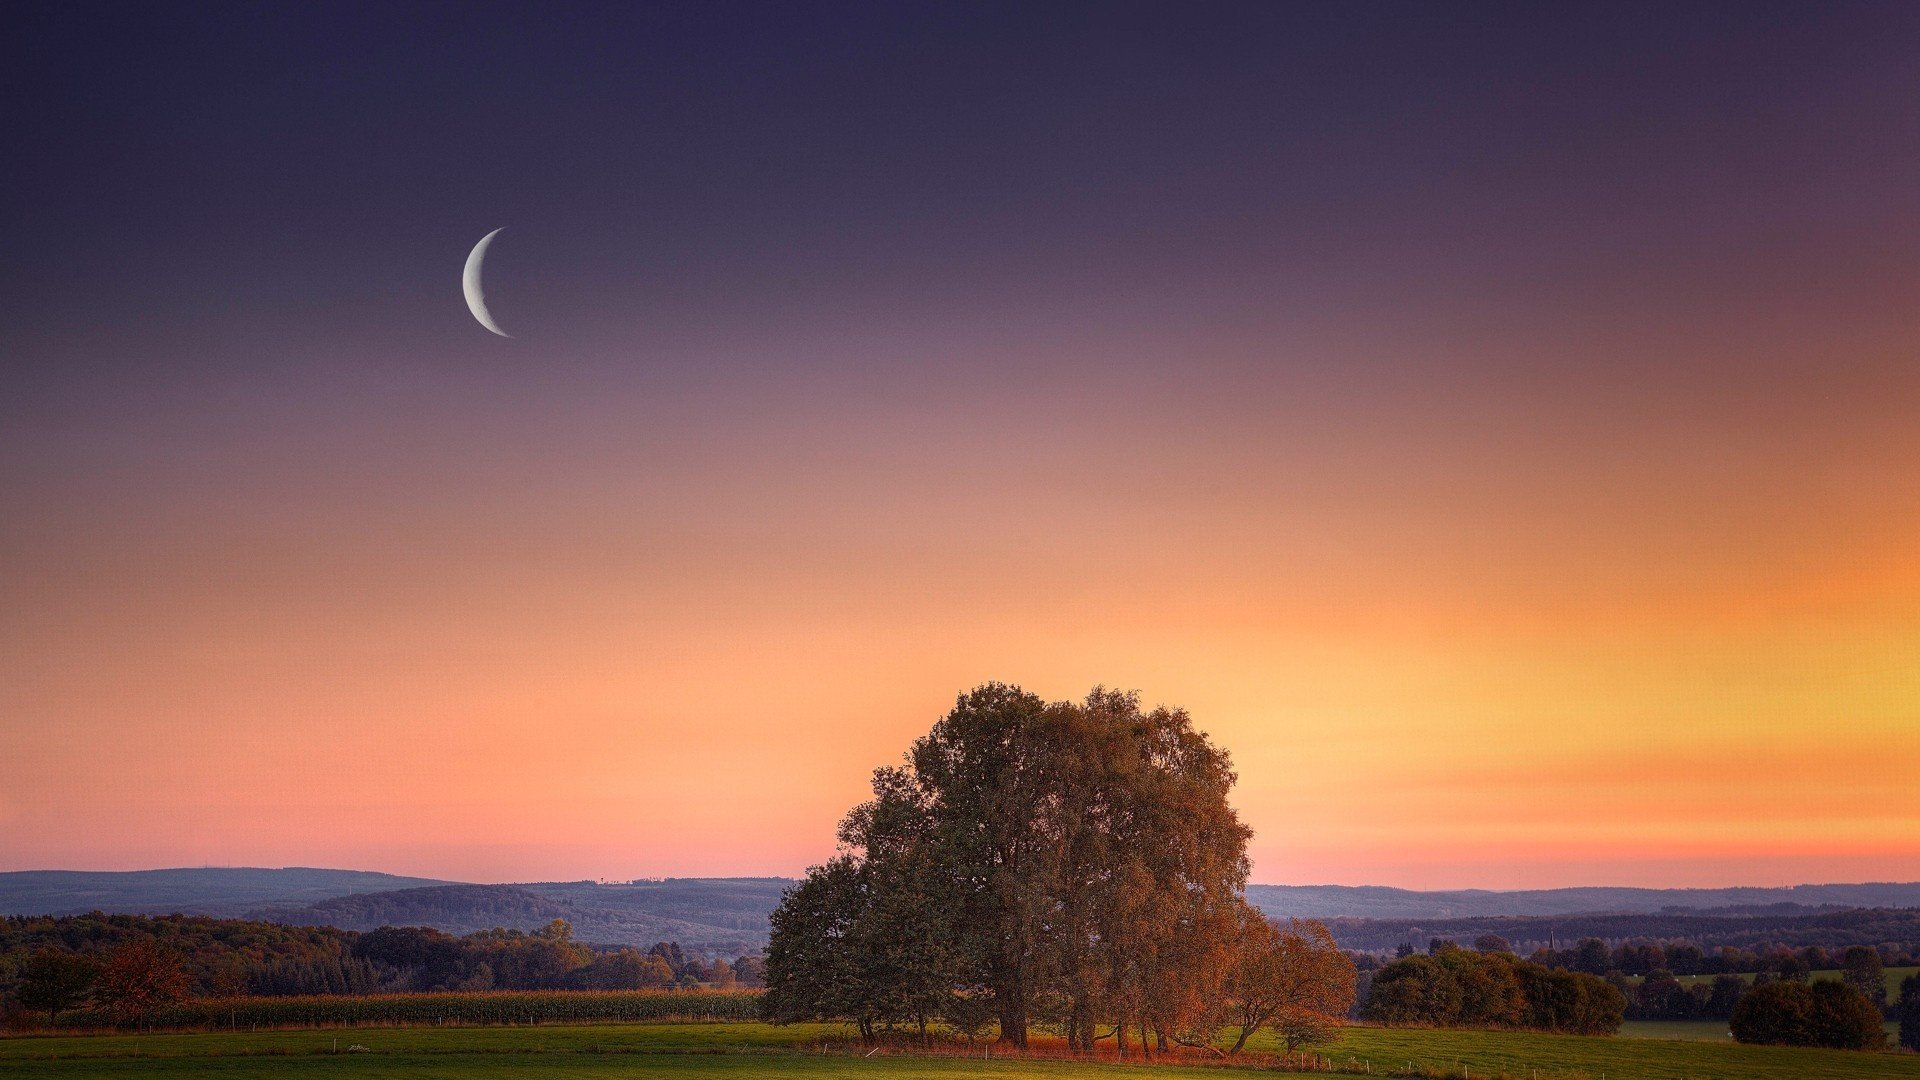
left=0, top=912, right=760, bottom=1025
left=1329, top=906, right=1920, bottom=956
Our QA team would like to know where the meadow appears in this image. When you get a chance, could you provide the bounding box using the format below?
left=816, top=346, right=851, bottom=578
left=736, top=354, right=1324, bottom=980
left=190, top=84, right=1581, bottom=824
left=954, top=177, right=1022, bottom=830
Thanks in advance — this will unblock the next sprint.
left=4, top=1019, right=1917, bottom=1080
left=1634, top=965, right=1918, bottom=999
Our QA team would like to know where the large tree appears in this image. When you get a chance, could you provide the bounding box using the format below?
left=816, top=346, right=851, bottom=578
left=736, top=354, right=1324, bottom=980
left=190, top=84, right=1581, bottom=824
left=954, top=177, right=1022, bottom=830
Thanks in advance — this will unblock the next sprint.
left=763, top=682, right=1251, bottom=1050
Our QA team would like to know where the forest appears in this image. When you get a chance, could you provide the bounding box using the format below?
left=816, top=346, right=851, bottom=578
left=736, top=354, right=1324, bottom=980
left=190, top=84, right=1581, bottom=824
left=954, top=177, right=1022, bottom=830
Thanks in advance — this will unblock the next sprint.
left=0, top=912, right=756, bottom=1024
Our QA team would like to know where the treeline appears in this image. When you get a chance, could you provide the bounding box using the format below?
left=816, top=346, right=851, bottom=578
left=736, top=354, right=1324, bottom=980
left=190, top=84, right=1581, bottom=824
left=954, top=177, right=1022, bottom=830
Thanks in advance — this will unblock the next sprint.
left=61, top=988, right=760, bottom=1031
left=1359, top=946, right=1624, bottom=1034
left=1351, top=935, right=1920, bottom=1051
left=764, top=685, right=1356, bottom=1058
left=1331, top=907, right=1920, bottom=961
left=1362, top=931, right=1913, bottom=1020
left=1, top=912, right=759, bottom=1026
left=1392, top=932, right=1906, bottom=1022
left=351, top=924, right=758, bottom=992
left=1514, top=932, right=1916, bottom=979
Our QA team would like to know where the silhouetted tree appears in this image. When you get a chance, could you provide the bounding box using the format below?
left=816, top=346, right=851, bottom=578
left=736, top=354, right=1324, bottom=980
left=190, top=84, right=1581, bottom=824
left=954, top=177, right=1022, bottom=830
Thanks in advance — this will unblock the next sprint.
left=1839, top=945, right=1885, bottom=1008
left=1571, top=938, right=1611, bottom=975
left=765, top=683, right=1250, bottom=1052
left=1704, top=973, right=1747, bottom=1019
left=1898, top=973, right=1920, bottom=1052
left=730, top=955, right=765, bottom=988
left=1732, top=979, right=1884, bottom=1049
left=16, top=947, right=97, bottom=1024
left=1665, top=942, right=1705, bottom=974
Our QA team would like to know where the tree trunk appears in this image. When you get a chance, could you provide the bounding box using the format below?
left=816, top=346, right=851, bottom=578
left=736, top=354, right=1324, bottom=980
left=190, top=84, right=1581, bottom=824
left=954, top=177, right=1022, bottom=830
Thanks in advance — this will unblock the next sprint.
left=996, top=979, right=1028, bottom=1048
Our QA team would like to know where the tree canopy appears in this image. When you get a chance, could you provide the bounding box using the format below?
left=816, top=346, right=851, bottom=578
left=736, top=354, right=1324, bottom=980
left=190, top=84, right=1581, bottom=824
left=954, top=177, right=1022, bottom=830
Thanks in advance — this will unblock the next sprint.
left=765, top=683, right=1314, bottom=1056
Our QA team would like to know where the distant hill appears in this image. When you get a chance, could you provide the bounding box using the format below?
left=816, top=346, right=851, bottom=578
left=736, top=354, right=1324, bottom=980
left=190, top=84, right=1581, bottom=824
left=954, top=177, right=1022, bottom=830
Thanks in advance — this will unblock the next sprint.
left=521, top=878, right=792, bottom=935
left=242, top=881, right=779, bottom=955
left=7, top=869, right=1916, bottom=955
left=1244, top=881, right=1920, bottom=920
left=0, top=867, right=453, bottom=915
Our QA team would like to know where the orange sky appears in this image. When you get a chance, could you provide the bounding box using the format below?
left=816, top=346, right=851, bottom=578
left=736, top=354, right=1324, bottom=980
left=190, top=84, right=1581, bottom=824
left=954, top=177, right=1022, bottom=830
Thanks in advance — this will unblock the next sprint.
left=5, top=300, right=1917, bottom=889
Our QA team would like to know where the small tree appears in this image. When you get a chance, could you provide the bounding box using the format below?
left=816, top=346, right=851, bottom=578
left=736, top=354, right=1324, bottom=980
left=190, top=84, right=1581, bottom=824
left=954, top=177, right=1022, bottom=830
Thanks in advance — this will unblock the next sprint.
left=94, top=940, right=189, bottom=1025
left=16, top=948, right=98, bottom=1024
left=1215, top=909, right=1355, bottom=1056
left=1571, top=938, right=1611, bottom=975
left=1898, top=973, right=1920, bottom=1053
left=1806, top=980, right=1886, bottom=1050
left=1838, top=946, right=1885, bottom=1008
left=1704, top=973, right=1747, bottom=1019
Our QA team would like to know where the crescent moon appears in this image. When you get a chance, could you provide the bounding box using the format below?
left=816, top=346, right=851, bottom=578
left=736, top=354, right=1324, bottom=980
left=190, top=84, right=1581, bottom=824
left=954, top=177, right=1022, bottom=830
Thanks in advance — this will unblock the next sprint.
left=462, top=228, right=512, bottom=337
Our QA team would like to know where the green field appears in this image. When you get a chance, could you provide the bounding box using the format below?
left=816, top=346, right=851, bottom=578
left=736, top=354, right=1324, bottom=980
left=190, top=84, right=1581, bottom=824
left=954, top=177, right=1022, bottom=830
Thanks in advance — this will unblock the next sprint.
left=1620, top=1019, right=1902, bottom=1043
left=4, top=1020, right=1917, bottom=1080
left=1628, top=965, right=1917, bottom=999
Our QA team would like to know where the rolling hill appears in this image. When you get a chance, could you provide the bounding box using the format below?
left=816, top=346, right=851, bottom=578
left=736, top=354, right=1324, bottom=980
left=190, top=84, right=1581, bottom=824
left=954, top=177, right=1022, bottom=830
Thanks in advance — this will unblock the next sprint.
left=0, top=867, right=454, bottom=915
left=7, top=869, right=1917, bottom=955
left=240, top=881, right=777, bottom=954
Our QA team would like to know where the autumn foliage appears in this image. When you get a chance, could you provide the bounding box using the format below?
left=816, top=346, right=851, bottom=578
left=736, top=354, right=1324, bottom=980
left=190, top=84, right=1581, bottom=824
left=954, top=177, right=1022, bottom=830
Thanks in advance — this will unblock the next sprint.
left=763, top=683, right=1353, bottom=1057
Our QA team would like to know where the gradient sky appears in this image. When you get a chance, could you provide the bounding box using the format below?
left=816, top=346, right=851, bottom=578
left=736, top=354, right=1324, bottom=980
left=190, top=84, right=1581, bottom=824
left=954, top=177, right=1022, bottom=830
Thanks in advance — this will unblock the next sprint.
left=4, top=2, right=1919, bottom=889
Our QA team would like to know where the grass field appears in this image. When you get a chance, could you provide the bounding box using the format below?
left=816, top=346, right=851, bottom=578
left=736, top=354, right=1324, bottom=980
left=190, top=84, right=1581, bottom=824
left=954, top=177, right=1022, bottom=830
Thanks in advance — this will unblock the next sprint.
left=1628, top=965, right=1917, bottom=998
left=1619, top=1018, right=1902, bottom=1043
left=4, top=1020, right=1917, bottom=1079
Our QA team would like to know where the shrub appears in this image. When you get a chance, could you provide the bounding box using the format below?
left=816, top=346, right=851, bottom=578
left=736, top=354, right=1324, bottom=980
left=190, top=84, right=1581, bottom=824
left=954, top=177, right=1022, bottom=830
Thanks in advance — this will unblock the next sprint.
left=1361, top=951, right=1621, bottom=1036
left=1731, top=979, right=1884, bottom=1049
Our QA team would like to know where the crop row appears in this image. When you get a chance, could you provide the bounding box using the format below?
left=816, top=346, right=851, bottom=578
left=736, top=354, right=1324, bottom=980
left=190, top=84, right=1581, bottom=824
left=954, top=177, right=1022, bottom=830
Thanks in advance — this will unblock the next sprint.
left=66, top=988, right=764, bottom=1030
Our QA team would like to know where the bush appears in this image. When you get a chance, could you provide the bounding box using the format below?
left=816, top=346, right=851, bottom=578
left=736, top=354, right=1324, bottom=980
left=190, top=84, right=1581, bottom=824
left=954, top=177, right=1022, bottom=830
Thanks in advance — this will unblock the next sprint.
left=1361, top=951, right=1621, bottom=1035
left=1730, top=979, right=1884, bottom=1049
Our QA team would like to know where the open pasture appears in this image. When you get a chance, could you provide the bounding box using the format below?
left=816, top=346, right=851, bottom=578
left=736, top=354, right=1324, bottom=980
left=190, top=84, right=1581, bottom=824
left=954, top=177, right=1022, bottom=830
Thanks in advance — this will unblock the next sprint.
left=5, top=1020, right=1918, bottom=1080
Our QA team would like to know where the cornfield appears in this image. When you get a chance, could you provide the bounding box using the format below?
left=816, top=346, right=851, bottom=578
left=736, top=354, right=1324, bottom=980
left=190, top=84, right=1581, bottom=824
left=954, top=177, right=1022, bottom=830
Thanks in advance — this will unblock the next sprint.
left=65, top=988, right=764, bottom=1030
